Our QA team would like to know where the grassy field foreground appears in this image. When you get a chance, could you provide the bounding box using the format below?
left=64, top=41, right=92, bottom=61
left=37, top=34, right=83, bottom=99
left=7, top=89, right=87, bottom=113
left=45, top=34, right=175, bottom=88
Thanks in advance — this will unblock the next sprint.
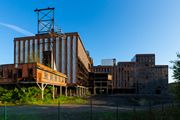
left=0, top=104, right=180, bottom=120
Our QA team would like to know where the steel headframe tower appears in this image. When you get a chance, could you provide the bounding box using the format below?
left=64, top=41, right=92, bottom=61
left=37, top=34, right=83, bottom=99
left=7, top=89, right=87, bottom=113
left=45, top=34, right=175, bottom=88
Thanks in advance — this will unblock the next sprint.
left=34, top=7, right=55, bottom=34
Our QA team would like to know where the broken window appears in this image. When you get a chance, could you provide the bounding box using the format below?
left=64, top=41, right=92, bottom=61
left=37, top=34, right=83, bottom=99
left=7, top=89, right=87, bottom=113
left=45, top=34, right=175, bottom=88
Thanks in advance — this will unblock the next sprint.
left=0, top=68, right=3, bottom=78
left=43, top=51, right=52, bottom=67
left=145, top=63, right=149, bottom=67
left=28, top=68, right=33, bottom=77
left=18, top=69, right=22, bottom=78
left=8, top=69, right=13, bottom=78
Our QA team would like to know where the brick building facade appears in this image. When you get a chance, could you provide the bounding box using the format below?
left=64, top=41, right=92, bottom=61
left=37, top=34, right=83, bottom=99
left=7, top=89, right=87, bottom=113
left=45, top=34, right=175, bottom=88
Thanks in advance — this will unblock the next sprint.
left=92, top=54, right=168, bottom=94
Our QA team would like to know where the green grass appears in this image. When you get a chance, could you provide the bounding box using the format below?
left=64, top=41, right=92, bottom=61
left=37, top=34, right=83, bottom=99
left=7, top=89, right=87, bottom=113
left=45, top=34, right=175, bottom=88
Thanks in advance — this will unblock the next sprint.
left=43, top=96, right=88, bottom=105
left=0, top=105, right=179, bottom=120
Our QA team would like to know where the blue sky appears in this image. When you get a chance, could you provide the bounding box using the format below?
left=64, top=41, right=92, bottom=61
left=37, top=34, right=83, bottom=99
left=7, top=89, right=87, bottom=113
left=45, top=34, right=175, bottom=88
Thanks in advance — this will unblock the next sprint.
left=0, top=0, right=180, bottom=83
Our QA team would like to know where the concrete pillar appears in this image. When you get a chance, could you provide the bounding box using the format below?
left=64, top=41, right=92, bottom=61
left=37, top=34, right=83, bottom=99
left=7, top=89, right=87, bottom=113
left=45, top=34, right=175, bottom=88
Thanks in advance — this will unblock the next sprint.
left=78, top=87, right=80, bottom=96
left=36, top=83, right=48, bottom=100
left=80, top=87, right=82, bottom=96
left=80, top=87, right=83, bottom=96
left=94, top=87, right=96, bottom=95
left=79, top=87, right=81, bottom=96
left=82, top=87, right=84, bottom=96
left=83, top=87, right=85, bottom=96
left=86, top=88, right=88, bottom=95
left=87, top=88, right=89, bottom=95
left=55, top=87, right=57, bottom=97
left=60, top=86, right=62, bottom=96
left=65, top=86, right=67, bottom=96
left=84, top=88, right=86, bottom=96
left=85, top=88, right=87, bottom=95
left=41, top=83, right=44, bottom=100
left=76, top=87, right=79, bottom=96
left=83, top=88, right=85, bottom=96
left=52, top=85, right=55, bottom=99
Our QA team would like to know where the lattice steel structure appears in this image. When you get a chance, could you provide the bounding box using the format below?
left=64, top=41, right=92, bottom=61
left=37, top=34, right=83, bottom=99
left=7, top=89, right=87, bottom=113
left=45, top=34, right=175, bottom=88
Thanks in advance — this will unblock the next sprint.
left=34, top=7, right=55, bottom=34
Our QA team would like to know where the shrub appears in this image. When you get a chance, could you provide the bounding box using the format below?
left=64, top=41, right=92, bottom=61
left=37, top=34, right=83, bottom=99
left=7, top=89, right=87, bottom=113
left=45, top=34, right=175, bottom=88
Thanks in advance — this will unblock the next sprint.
left=0, top=86, right=88, bottom=105
left=19, top=87, right=41, bottom=103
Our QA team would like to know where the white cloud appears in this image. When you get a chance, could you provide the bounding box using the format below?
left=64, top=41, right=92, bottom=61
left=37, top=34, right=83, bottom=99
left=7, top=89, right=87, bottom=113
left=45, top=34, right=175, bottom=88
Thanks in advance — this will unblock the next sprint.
left=0, top=22, right=34, bottom=36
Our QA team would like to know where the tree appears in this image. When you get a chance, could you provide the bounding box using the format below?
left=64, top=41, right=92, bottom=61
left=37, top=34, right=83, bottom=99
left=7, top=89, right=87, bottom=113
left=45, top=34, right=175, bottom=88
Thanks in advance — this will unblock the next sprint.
left=171, top=53, right=180, bottom=100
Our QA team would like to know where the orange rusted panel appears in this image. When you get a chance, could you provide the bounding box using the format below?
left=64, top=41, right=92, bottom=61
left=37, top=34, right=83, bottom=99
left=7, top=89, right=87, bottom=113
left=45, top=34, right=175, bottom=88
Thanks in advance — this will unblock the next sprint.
left=0, top=62, right=67, bottom=86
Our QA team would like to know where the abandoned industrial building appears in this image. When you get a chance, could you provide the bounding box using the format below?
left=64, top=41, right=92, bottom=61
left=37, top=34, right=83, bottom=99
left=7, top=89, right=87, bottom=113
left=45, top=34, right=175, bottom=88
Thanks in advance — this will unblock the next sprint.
left=13, top=32, right=92, bottom=96
left=92, top=54, right=168, bottom=94
left=0, top=7, right=168, bottom=98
